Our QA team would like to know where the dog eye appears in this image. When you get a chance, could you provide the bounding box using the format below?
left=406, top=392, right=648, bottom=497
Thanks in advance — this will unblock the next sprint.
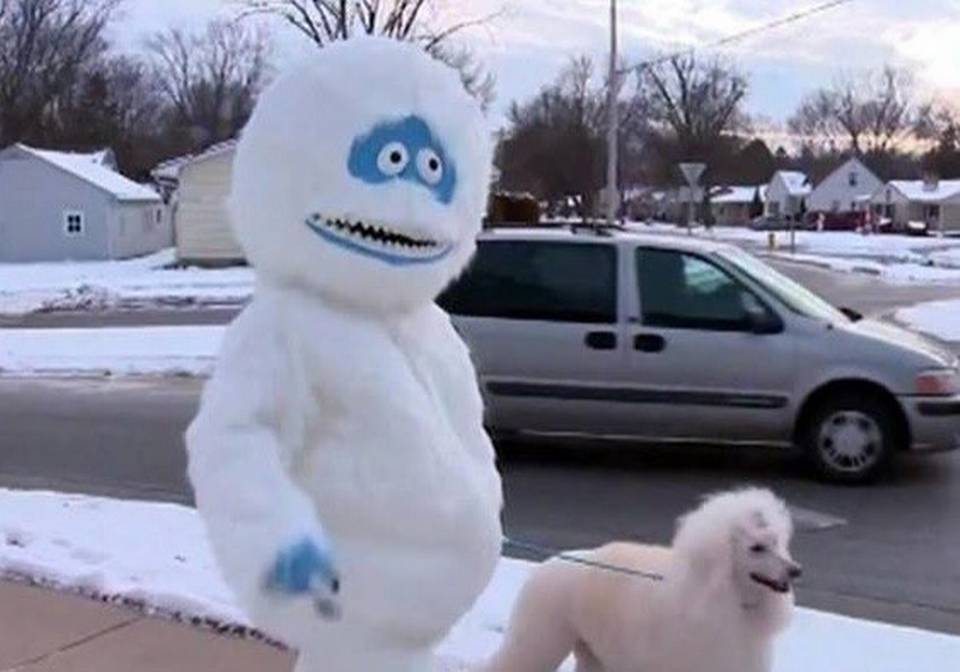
left=749, top=543, right=767, bottom=553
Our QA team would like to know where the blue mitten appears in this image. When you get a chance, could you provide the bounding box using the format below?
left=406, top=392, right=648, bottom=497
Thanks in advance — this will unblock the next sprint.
left=266, top=536, right=341, bottom=620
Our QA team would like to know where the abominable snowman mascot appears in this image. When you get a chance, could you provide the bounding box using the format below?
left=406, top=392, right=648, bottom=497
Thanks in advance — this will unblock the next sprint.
left=186, top=38, right=502, bottom=672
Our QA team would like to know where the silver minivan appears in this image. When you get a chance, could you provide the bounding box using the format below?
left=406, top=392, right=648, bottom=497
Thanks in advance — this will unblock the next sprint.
left=438, top=227, right=960, bottom=483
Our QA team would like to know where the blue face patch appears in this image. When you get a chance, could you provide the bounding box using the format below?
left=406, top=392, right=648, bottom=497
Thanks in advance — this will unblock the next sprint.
left=347, top=115, right=457, bottom=204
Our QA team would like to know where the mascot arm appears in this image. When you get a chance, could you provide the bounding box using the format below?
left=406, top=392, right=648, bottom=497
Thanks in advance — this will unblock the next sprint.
left=187, top=315, right=339, bottom=606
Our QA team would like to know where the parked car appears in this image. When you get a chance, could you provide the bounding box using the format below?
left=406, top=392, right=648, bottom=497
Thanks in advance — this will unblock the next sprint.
left=749, top=214, right=787, bottom=231
left=811, top=211, right=868, bottom=231
left=438, top=227, right=960, bottom=483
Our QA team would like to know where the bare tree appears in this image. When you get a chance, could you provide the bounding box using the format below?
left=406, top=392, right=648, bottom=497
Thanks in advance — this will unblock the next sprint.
left=148, top=19, right=271, bottom=148
left=238, top=0, right=498, bottom=106
left=635, top=54, right=748, bottom=162
left=496, top=57, right=606, bottom=220
left=0, top=0, right=122, bottom=144
left=789, top=66, right=919, bottom=155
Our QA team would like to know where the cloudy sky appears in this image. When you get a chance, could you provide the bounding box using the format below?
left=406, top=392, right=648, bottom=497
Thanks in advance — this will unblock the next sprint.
left=113, top=0, right=960, bottom=130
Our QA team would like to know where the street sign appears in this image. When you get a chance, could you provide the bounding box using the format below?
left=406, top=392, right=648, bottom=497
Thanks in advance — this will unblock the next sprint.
left=678, top=162, right=706, bottom=187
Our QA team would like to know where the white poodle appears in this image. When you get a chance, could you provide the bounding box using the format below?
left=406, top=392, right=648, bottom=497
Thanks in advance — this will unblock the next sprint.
left=486, top=488, right=801, bottom=672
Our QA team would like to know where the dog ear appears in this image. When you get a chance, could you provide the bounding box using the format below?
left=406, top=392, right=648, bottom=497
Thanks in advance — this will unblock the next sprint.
left=673, top=511, right=737, bottom=578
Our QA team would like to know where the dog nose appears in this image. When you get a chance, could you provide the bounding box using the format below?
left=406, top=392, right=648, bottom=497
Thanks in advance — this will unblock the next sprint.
left=788, top=564, right=803, bottom=580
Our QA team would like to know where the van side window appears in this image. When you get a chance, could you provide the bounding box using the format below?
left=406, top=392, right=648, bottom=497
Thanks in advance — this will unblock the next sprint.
left=439, top=240, right=617, bottom=323
left=637, top=248, right=753, bottom=331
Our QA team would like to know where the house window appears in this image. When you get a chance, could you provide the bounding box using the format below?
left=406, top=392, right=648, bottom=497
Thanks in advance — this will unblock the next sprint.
left=63, top=211, right=85, bottom=237
left=924, top=204, right=940, bottom=222
left=848, top=172, right=858, bottom=187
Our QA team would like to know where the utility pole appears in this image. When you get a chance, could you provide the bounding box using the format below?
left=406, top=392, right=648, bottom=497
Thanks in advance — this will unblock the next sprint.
left=605, top=0, right=619, bottom=227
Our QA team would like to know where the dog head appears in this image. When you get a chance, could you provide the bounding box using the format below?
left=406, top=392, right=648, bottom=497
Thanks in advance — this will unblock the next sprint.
left=673, top=488, right=800, bottom=614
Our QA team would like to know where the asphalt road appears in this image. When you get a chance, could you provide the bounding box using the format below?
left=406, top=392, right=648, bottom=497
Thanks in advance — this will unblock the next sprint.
left=764, top=257, right=960, bottom=318
left=0, top=376, right=957, bottom=636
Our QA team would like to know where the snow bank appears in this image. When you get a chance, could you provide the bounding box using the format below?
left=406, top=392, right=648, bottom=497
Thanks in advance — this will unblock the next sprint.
left=770, top=252, right=960, bottom=285
left=0, top=250, right=254, bottom=316
left=0, top=326, right=224, bottom=377
left=1, top=488, right=957, bottom=670
left=628, top=223, right=960, bottom=286
left=0, top=489, right=244, bottom=626
left=896, top=299, right=960, bottom=342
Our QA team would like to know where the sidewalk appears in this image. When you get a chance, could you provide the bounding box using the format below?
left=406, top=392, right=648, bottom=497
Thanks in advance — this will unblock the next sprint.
left=0, top=581, right=292, bottom=672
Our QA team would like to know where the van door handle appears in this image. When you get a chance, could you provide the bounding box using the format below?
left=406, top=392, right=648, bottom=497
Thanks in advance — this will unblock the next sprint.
left=585, top=331, right=617, bottom=350
left=634, top=334, right=666, bottom=353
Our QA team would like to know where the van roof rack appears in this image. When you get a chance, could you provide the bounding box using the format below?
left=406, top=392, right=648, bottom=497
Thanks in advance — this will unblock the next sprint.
left=566, top=221, right=625, bottom=237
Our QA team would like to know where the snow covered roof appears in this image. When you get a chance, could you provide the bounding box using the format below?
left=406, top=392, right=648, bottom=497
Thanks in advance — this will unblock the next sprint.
left=888, top=179, right=960, bottom=203
left=151, top=140, right=238, bottom=182
left=18, top=144, right=159, bottom=202
left=711, top=185, right=766, bottom=204
left=775, top=171, right=812, bottom=196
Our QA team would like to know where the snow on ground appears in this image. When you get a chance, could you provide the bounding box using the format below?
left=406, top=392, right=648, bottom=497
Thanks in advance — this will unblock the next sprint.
left=1, top=488, right=957, bottom=670
left=929, top=247, right=960, bottom=269
left=631, top=223, right=960, bottom=285
left=0, top=489, right=243, bottom=626
left=0, top=249, right=254, bottom=317
left=896, top=299, right=960, bottom=342
left=2, top=230, right=960, bottom=319
left=768, top=252, right=960, bottom=286
left=0, top=326, right=223, bottom=377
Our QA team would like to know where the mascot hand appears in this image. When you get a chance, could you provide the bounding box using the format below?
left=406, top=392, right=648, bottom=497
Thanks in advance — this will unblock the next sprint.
left=265, top=535, right=342, bottom=620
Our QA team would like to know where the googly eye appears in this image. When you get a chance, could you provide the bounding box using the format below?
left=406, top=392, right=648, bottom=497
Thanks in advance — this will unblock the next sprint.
left=417, top=148, right=444, bottom=186
left=377, top=142, right=409, bottom=176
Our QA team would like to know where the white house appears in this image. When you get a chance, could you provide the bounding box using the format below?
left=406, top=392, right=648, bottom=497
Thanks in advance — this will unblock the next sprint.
left=153, top=140, right=243, bottom=266
left=0, top=144, right=167, bottom=262
left=807, top=157, right=883, bottom=214
left=869, top=178, right=960, bottom=233
left=710, top=185, right=766, bottom=226
left=765, top=171, right=811, bottom=218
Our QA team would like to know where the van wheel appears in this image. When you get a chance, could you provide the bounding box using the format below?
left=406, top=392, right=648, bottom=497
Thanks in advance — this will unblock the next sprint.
left=801, top=392, right=895, bottom=484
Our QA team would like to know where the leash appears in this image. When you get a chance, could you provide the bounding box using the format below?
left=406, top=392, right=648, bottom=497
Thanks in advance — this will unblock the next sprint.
left=502, top=537, right=665, bottom=582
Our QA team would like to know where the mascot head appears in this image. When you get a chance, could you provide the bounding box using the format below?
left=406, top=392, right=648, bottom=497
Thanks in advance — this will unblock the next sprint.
left=229, top=37, right=492, bottom=313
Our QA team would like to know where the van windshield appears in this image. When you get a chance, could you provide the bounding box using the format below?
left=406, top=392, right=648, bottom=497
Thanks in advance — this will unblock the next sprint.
left=716, top=248, right=849, bottom=323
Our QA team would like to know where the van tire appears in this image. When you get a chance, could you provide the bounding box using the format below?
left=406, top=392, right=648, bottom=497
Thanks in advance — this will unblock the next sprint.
left=801, top=391, right=895, bottom=484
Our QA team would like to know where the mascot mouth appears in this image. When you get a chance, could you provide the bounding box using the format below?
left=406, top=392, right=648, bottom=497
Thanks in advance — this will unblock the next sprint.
left=750, top=573, right=791, bottom=594
left=305, top=214, right=453, bottom=266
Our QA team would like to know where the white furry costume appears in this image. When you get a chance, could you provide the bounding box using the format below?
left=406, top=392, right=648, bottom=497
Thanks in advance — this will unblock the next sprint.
left=186, top=38, right=502, bottom=672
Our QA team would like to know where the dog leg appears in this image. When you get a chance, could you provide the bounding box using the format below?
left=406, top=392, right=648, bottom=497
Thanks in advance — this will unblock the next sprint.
left=484, top=563, right=578, bottom=672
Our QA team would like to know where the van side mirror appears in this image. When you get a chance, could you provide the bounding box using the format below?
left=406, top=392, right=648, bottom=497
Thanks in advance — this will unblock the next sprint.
left=741, top=291, right=783, bottom=335
left=839, top=306, right=863, bottom=322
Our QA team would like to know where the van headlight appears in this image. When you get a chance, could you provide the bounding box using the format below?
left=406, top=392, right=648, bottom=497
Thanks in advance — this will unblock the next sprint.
left=915, top=369, right=960, bottom=396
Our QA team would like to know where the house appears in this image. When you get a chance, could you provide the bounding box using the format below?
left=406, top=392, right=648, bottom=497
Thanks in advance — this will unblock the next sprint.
left=807, top=157, right=883, bottom=214
left=152, top=140, right=244, bottom=266
left=0, top=144, right=167, bottom=262
left=869, top=177, right=960, bottom=233
left=710, top=186, right=766, bottom=226
left=765, top=171, right=811, bottom=218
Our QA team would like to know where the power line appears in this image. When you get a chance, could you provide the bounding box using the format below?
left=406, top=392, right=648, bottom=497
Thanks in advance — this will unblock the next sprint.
left=623, top=0, right=856, bottom=72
